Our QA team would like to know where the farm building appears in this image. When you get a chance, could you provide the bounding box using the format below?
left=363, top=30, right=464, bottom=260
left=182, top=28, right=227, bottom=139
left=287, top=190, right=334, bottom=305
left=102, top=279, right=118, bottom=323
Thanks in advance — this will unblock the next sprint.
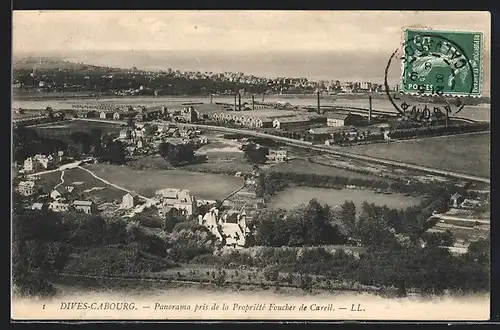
left=326, top=113, right=365, bottom=127
left=73, top=200, right=97, bottom=214
left=273, top=116, right=312, bottom=130
left=267, top=149, right=288, bottom=163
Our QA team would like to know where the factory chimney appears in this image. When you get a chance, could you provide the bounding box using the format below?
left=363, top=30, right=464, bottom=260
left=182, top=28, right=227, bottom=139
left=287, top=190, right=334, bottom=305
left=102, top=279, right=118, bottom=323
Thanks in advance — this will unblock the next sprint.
left=210, top=93, right=213, bottom=104
left=262, top=93, right=265, bottom=102
left=252, top=94, right=255, bottom=110
left=317, top=89, right=321, bottom=114
left=368, top=95, right=372, bottom=123
left=234, top=94, right=237, bottom=111
left=238, top=93, right=242, bottom=111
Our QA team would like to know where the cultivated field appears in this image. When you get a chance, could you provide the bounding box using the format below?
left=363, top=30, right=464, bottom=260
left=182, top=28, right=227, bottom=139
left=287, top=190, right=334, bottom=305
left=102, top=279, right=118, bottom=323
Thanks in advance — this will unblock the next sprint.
left=343, top=132, right=490, bottom=178
left=268, top=186, right=423, bottom=211
left=86, top=164, right=244, bottom=200
left=38, top=168, right=127, bottom=203
left=266, top=159, right=387, bottom=181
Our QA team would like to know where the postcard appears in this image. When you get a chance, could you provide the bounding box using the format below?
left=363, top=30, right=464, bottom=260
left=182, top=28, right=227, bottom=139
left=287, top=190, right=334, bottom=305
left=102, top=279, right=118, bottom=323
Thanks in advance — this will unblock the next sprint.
left=11, top=10, right=490, bottom=321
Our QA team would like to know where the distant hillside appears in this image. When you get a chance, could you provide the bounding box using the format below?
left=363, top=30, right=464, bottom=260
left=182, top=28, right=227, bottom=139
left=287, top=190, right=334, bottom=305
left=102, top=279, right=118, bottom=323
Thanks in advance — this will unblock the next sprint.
left=12, top=56, right=104, bottom=71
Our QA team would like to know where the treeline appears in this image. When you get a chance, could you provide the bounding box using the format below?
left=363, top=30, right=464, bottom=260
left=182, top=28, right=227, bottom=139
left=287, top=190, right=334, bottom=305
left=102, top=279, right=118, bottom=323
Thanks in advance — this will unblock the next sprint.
left=12, top=192, right=488, bottom=297
left=256, top=171, right=466, bottom=200
left=193, top=240, right=489, bottom=296
left=13, top=126, right=127, bottom=165
left=244, top=198, right=489, bottom=295
left=14, top=69, right=270, bottom=96
left=388, top=122, right=490, bottom=139
left=12, top=195, right=221, bottom=297
left=251, top=192, right=450, bottom=250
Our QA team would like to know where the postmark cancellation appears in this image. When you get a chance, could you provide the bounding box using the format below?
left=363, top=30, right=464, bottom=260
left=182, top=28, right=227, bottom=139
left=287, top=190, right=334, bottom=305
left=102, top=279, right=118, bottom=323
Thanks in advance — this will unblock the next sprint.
left=400, top=28, right=483, bottom=97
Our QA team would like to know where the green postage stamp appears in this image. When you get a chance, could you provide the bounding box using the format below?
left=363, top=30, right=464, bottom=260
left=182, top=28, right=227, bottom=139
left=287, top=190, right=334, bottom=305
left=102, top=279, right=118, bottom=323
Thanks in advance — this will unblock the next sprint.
left=400, top=29, right=483, bottom=97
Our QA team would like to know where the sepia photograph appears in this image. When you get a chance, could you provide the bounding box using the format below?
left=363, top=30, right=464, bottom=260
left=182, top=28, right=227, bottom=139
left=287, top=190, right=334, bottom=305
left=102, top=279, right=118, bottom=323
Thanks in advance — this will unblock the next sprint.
left=11, top=10, right=491, bottom=321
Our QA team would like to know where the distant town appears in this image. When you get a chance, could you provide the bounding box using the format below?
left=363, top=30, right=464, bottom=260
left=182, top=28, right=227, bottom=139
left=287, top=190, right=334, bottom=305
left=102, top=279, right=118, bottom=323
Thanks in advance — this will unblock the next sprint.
left=12, top=57, right=403, bottom=97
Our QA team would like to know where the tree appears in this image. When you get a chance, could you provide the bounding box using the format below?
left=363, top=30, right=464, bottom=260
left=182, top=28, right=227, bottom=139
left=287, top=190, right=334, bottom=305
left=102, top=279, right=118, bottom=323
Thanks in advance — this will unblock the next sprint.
left=340, top=200, right=356, bottom=236
left=12, top=210, right=70, bottom=297
left=164, top=208, right=185, bottom=233
left=99, top=140, right=127, bottom=164
left=69, top=131, right=91, bottom=155
left=158, top=142, right=195, bottom=166
left=242, top=142, right=269, bottom=164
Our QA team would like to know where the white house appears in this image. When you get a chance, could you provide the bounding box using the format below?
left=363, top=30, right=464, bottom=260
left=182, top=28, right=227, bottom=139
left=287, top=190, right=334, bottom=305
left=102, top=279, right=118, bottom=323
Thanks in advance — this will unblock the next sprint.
left=50, top=187, right=67, bottom=201
left=18, top=181, right=35, bottom=196
left=122, top=192, right=138, bottom=209
left=198, top=207, right=249, bottom=248
left=48, top=201, right=69, bottom=212
left=155, top=188, right=197, bottom=216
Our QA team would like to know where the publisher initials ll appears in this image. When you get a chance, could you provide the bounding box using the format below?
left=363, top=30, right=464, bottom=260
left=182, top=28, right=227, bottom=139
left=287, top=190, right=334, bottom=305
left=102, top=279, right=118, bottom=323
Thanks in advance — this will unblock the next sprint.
left=351, top=304, right=364, bottom=312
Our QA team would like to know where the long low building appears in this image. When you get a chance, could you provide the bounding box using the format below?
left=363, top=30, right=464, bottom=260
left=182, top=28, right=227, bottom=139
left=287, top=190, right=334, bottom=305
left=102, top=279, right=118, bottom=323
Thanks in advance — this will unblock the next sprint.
left=210, top=108, right=304, bottom=129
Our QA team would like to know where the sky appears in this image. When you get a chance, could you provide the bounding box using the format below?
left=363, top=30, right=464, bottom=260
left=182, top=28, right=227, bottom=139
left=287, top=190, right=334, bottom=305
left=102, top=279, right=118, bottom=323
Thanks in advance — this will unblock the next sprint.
left=12, top=11, right=491, bottom=89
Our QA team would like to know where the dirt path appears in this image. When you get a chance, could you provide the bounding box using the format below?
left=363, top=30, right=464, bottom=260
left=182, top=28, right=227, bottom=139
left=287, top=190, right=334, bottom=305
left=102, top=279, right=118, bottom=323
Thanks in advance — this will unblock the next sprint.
left=52, top=170, right=65, bottom=190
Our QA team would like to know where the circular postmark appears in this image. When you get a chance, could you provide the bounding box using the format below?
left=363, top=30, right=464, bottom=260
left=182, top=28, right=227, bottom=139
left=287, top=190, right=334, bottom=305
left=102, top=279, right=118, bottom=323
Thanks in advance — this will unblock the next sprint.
left=384, top=31, right=478, bottom=121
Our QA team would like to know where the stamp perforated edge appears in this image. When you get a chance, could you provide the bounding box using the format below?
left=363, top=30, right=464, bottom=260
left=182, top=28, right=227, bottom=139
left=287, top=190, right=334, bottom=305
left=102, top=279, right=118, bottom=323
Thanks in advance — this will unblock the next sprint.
left=398, top=28, right=484, bottom=98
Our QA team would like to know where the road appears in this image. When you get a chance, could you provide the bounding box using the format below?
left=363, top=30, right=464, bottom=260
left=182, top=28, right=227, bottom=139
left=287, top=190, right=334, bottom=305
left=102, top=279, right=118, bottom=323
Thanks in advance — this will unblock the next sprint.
left=26, top=161, right=82, bottom=178
left=73, top=118, right=490, bottom=184
left=430, top=214, right=490, bottom=225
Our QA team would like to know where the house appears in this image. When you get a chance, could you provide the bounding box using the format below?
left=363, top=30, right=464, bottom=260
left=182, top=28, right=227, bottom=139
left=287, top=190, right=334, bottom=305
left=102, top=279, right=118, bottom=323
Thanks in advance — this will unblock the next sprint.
left=73, top=200, right=97, bottom=214
left=272, top=116, right=311, bottom=130
left=113, top=112, right=123, bottom=120
left=137, top=139, right=146, bottom=149
left=119, top=128, right=133, bottom=139
left=18, top=181, right=36, bottom=196
left=155, top=188, right=197, bottom=216
left=36, top=154, right=56, bottom=170
left=326, top=113, right=364, bottom=127
left=267, top=149, right=288, bottom=163
left=50, top=187, right=67, bottom=201
left=198, top=207, right=249, bottom=248
left=122, top=192, right=139, bottom=209
left=48, top=201, right=69, bottom=212
left=450, top=193, right=465, bottom=208
left=23, top=157, right=41, bottom=173
left=66, top=186, right=75, bottom=194
left=100, top=111, right=114, bottom=119
left=31, top=202, right=44, bottom=210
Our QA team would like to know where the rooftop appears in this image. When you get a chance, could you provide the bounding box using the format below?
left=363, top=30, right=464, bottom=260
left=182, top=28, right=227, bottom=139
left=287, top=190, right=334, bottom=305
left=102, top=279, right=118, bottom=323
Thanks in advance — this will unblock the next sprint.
left=73, top=200, right=93, bottom=206
left=326, top=113, right=351, bottom=120
left=309, top=126, right=356, bottom=134
left=274, top=116, right=312, bottom=123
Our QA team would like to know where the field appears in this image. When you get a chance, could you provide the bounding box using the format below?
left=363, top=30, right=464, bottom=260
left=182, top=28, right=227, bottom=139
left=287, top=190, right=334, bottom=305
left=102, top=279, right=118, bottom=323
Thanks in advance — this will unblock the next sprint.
left=38, top=168, right=127, bottom=203
left=86, top=164, right=244, bottom=200
left=343, top=132, right=490, bottom=178
left=268, top=186, right=423, bottom=211
left=266, top=159, right=387, bottom=181
left=34, top=120, right=123, bottom=140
